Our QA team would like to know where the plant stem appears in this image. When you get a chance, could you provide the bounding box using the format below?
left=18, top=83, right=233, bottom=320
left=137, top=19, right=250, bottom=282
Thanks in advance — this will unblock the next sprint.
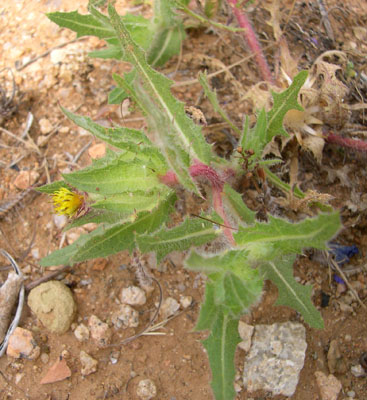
left=226, top=0, right=274, bottom=83
left=325, top=133, right=367, bottom=152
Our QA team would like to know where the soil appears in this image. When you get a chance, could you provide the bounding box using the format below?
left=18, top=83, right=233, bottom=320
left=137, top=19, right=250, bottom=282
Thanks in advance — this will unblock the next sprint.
left=1, top=1, right=367, bottom=399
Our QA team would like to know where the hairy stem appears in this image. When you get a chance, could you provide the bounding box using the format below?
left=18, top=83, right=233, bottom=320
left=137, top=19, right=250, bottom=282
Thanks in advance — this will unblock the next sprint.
left=326, top=132, right=367, bottom=152
left=226, top=0, right=274, bottom=83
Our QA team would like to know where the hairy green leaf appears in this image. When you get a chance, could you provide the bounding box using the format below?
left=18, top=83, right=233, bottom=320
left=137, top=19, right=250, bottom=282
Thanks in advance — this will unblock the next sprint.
left=36, top=180, right=71, bottom=194
left=137, top=217, right=219, bottom=263
left=202, top=309, right=240, bottom=400
left=267, top=70, right=307, bottom=140
left=235, top=212, right=340, bottom=257
left=108, top=4, right=213, bottom=194
left=185, top=250, right=263, bottom=316
left=223, top=184, right=255, bottom=225
left=260, top=255, right=324, bottom=328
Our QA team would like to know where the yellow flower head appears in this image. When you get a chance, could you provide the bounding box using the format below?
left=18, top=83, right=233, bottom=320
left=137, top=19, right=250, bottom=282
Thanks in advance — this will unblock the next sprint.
left=52, top=187, right=84, bottom=217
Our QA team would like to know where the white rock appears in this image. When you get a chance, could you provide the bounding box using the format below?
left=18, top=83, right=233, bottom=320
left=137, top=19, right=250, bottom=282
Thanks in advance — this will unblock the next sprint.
left=74, top=323, right=90, bottom=342
left=243, top=321, right=307, bottom=397
left=120, top=286, right=146, bottom=306
left=136, top=379, right=157, bottom=400
left=179, top=295, right=192, bottom=309
left=111, top=304, right=139, bottom=329
left=50, top=48, right=67, bottom=64
left=80, top=350, right=98, bottom=376
left=238, top=321, right=254, bottom=353
left=53, top=214, right=68, bottom=230
left=160, top=297, right=180, bottom=319
left=351, top=364, right=366, bottom=378
left=39, top=118, right=53, bottom=134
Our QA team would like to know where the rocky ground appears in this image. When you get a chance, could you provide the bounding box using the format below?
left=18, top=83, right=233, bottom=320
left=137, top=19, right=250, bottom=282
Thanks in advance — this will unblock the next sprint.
left=1, top=0, right=367, bottom=399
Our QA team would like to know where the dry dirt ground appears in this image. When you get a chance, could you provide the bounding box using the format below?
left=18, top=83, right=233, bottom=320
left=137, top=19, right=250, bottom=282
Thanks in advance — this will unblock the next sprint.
left=1, top=0, right=367, bottom=399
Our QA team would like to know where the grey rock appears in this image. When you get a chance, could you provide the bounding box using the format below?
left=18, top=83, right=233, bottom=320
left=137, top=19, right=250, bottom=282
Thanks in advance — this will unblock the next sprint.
left=243, top=321, right=307, bottom=397
left=136, top=379, right=157, bottom=400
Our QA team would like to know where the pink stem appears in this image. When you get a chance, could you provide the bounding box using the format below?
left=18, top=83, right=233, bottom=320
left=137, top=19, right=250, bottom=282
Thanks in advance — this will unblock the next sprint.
left=226, top=0, right=274, bottom=84
left=326, top=133, right=367, bottom=152
left=160, top=162, right=235, bottom=245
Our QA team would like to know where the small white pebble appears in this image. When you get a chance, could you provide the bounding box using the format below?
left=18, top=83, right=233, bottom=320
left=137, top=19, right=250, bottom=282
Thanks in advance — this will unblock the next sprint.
left=136, top=379, right=157, bottom=400
left=74, top=323, right=90, bottom=342
left=120, top=286, right=146, bottom=306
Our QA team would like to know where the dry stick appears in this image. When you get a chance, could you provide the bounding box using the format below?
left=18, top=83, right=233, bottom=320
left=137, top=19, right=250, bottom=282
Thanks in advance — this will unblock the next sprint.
left=25, top=265, right=71, bottom=291
left=324, top=250, right=366, bottom=309
left=226, top=0, right=274, bottom=83
left=15, top=37, right=88, bottom=71
left=317, top=0, right=335, bottom=42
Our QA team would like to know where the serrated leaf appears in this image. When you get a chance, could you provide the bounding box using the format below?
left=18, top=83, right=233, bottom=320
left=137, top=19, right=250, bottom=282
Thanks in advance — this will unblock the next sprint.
left=40, top=225, right=106, bottom=266
left=202, top=309, right=240, bottom=400
left=66, top=209, right=126, bottom=230
left=185, top=250, right=263, bottom=317
left=137, top=217, right=219, bottom=263
left=92, top=188, right=170, bottom=214
left=147, top=24, right=185, bottom=67
left=36, top=180, right=71, bottom=194
left=235, top=212, right=341, bottom=257
left=88, top=45, right=122, bottom=60
left=63, top=158, right=161, bottom=195
left=223, top=184, right=255, bottom=225
left=267, top=70, right=308, bottom=140
left=260, top=255, right=324, bottom=328
left=108, top=5, right=213, bottom=195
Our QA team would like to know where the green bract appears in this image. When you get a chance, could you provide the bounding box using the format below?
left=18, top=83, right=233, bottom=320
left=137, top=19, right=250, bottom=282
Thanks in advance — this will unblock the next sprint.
left=40, top=3, right=341, bottom=400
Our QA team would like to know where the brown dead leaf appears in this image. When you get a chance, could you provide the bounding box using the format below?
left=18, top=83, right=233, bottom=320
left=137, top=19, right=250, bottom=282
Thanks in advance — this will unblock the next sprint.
left=302, top=135, right=325, bottom=164
left=40, top=357, right=71, bottom=384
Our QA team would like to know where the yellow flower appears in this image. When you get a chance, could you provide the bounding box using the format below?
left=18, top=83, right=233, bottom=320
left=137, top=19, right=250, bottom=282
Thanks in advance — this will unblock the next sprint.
left=52, top=187, right=84, bottom=217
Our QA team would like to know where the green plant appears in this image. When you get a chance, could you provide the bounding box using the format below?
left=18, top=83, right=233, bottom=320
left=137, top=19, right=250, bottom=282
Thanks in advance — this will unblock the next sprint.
left=40, top=4, right=340, bottom=400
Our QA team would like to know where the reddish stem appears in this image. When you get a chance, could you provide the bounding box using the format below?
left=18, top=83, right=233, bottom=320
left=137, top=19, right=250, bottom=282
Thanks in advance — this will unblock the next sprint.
left=325, top=133, right=367, bottom=152
left=160, top=161, right=235, bottom=245
left=226, top=0, right=274, bottom=84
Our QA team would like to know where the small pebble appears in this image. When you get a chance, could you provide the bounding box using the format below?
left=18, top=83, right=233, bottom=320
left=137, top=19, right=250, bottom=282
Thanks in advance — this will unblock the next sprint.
left=315, top=371, right=342, bottom=400
left=53, top=214, right=68, bottom=230
left=13, top=170, right=39, bottom=190
left=351, top=364, right=366, bottom=378
left=111, top=304, right=139, bottom=329
left=74, top=323, right=90, bottom=342
left=136, top=379, right=157, bottom=400
left=345, top=334, right=352, bottom=342
left=88, top=315, right=111, bottom=347
left=160, top=297, right=180, bottom=319
left=80, top=350, right=98, bottom=376
left=347, top=390, right=356, bottom=398
left=179, top=295, right=192, bottom=309
left=238, top=321, right=254, bottom=353
left=40, top=357, right=71, bottom=384
left=39, top=118, right=53, bottom=134
left=6, top=327, right=40, bottom=360
left=40, top=353, right=50, bottom=364
left=120, top=286, right=146, bottom=306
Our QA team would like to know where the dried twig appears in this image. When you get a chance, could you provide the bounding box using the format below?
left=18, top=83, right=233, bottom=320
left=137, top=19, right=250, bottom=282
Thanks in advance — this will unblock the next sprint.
left=317, top=0, right=335, bottom=42
left=0, top=250, right=25, bottom=357
left=25, top=265, right=71, bottom=292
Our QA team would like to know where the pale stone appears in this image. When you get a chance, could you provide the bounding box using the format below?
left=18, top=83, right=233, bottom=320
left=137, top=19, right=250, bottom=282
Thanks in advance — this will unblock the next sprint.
left=28, top=281, right=76, bottom=334
left=74, top=323, right=90, bottom=342
left=243, top=322, right=307, bottom=397
left=88, top=315, right=111, bottom=347
left=13, top=170, right=39, bottom=190
left=238, top=321, right=254, bottom=353
left=179, top=295, right=192, bottom=309
left=315, top=371, right=342, bottom=400
left=6, top=327, right=40, bottom=360
left=80, top=350, right=98, bottom=376
left=120, top=286, right=146, bottom=306
left=39, top=118, right=53, bottom=134
left=160, top=297, right=180, bottom=319
left=53, top=214, right=68, bottom=230
left=136, top=379, right=157, bottom=400
left=111, top=304, right=139, bottom=329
